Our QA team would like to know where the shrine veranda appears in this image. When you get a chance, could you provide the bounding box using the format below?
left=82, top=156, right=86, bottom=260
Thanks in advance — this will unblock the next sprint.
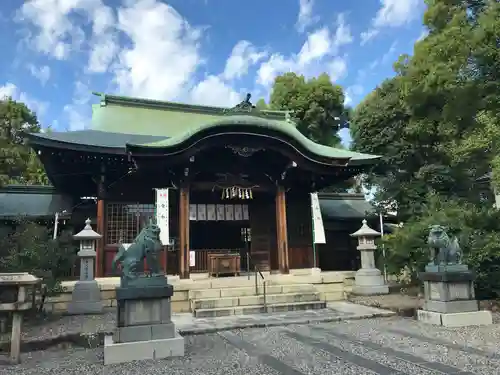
left=24, top=93, right=380, bottom=279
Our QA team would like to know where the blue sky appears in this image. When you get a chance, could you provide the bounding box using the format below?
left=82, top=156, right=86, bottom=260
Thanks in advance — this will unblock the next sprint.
left=0, top=0, right=426, bottom=145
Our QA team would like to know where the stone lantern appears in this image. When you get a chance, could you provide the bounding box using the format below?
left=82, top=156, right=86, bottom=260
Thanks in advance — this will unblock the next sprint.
left=350, top=219, right=388, bottom=295
left=67, top=218, right=103, bottom=315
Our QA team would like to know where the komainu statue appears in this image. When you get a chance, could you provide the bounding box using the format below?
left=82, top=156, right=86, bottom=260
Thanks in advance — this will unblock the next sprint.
left=111, top=221, right=163, bottom=286
left=427, top=224, right=462, bottom=266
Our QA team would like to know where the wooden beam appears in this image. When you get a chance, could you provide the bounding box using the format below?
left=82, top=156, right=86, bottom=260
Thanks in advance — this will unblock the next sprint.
left=179, top=185, right=190, bottom=279
left=96, top=198, right=105, bottom=278
left=276, top=186, right=289, bottom=274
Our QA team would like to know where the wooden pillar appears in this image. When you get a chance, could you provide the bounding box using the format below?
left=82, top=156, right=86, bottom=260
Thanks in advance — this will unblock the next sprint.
left=96, top=176, right=106, bottom=278
left=179, top=185, right=190, bottom=279
left=276, top=186, right=289, bottom=274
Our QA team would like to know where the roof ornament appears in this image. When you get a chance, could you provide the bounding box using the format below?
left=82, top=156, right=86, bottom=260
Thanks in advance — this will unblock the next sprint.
left=224, top=93, right=256, bottom=114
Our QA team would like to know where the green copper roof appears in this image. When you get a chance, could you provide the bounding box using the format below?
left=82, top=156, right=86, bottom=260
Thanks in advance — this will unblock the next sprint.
left=318, top=193, right=376, bottom=219
left=0, top=185, right=73, bottom=219
left=26, top=92, right=380, bottom=165
left=127, top=114, right=379, bottom=163
left=91, top=92, right=289, bottom=137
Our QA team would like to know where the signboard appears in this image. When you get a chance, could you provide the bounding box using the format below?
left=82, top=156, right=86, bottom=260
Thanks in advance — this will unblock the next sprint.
left=216, top=204, right=225, bottom=221
left=234, top=204, right=243, bottom=220
left=242, top=204, right=249, bottom=220
left=206, top=204, right=216, bottom=220
left=189, top=251, right=196, bottom=267
left=189, top=204, right=197, bottom=220
left=155, top=188, right=170, bottom=245
left=310, top=192, right=326, bottom=244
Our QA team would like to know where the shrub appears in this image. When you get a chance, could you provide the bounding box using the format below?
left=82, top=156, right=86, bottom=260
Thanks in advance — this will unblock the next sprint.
left=0, top=218, right=78, bottom=296
left=382, top=194, right=500, bottom=299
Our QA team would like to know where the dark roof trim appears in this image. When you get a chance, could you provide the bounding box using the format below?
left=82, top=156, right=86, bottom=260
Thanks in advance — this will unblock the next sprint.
left=24, top=130, right=168, bottom=155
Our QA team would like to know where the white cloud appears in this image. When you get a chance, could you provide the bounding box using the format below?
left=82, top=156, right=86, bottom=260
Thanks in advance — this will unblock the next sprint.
left=257, top=14, right=353, bottom=87
left=222, top=41, right=267, bottom=81
left=296, top=0, right=317, bottom=33
left=112, top=0, right=203, bottom=101
left=344, top=84, right=364, bottom=106
left=63, top=80, right=92, bottom=130
left=27, top=64, right=51, bottom=85
left=190, top=75, right=241, bottom=107
left=361, top=0, right=420, bottom=45
left=328, top=56, right=348, bottom=82
left=87, top=4, right=118, bottom=73
left=0, top=82, right=49, bottom=119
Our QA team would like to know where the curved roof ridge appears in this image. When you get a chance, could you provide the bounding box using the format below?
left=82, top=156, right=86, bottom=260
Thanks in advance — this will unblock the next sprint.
left=127, top=115, right=380, bottom=163
left=92, top=92, right=288, bottom=121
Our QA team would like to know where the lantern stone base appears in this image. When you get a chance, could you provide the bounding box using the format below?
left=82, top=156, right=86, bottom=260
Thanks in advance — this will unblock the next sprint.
left=352, top=268, right=389, bottom=296
left=67, top=280, right=103, bottom=315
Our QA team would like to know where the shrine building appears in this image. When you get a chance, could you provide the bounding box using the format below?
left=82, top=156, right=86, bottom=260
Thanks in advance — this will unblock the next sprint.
left=24, top=93, right=380, bottom=279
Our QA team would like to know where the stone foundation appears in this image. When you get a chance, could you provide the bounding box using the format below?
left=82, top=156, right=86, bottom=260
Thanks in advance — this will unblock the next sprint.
left=45, top=270, right=354, bottom=313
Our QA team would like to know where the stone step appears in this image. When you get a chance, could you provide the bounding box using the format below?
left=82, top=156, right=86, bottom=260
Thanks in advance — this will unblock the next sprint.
left=193, top=300, right=327, bottom=318
left=192, top=292, right=322, bottom=310
left=189, top=283, right=316, bottom=299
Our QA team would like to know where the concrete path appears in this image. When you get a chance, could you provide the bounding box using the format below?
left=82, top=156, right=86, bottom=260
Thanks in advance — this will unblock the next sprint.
left=3, top=314, right=500, bottom=374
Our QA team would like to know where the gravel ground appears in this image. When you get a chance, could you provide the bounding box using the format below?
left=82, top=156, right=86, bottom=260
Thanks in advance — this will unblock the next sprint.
left=2, top=315, right=500, bottom=374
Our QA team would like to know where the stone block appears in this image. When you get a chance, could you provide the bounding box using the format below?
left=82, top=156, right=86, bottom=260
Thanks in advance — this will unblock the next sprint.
left=313, top=283, right=343, bottom=293
left=193, top=297, right=238, bottom=310
left=67, top=280, right=103, bottom=315
left=220, top=287, right=256, bottom=297
left=189, top=288, right=221, bottom=300
left=172, top=300, right=190, bottom=313
left=115, top=323, right=176, bottom=343
left=238, top=295, right=262, bottom=306
left=352, top=284, right=389, bottom=296
left=171, top=290, right=189, bottom=302
left=118, top=297, right=171, bottom=327
left=281, top=284, right=315, bottom=294
left=441, top=310, right=492, bottom=327
left=320, top=291, right=344, bottom=301
left=423, top=279, right=475, bottom=303
left=417, top=309, right=493, bottom=327
left=424, top=299, right=478, bottom=314
left=103, top=333, right=185, bottom=365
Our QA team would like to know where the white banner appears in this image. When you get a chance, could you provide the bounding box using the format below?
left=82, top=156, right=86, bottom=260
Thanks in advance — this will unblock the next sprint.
left=156, top=188, right=170, bottom=245
left=310, top=192, right=326, bottom=244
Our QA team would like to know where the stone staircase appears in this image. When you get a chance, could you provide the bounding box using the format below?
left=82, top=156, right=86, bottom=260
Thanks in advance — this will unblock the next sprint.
left=190, top=283, right=326, bottom=318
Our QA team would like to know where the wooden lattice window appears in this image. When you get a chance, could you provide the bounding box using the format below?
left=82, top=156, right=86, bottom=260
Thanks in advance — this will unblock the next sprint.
left=106, top=203, right=155, bottom=245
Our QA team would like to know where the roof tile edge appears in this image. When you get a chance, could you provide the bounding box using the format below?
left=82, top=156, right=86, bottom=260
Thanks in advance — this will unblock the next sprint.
left=91, top=92, right=288, bottom=120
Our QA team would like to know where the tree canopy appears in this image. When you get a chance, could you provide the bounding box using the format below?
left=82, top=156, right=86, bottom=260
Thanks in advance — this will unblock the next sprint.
left=262, top=72, right=349, bottom=147
left=350, top=0, right=500, bottom=296
left=0, top=96, right=49, bottom=187
left=351, top=0, right=500, bottom=219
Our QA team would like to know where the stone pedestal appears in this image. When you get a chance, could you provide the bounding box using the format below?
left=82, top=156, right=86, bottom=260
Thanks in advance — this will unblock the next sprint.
left=417, top=268, right=492, bottom=327
left=67, top=280, right=103, bottom=314
left=353, top=268, right=389, bottom=295
left=104, top=278, right=185, bottom=365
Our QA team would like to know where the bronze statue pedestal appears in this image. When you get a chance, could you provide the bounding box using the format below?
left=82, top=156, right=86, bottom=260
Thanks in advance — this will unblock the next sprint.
left=417, top=268, right=492, bottom=327
left=104, top=275, right=185, bottom=365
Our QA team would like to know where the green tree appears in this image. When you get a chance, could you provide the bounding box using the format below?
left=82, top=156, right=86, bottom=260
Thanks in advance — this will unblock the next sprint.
left=269, top=72, right=348, bottom=147
left=351, top=0, right=500, bottom=219
left=0, top=96, right=49, bottom=187
left=383, top=194, right=500, bottom=299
